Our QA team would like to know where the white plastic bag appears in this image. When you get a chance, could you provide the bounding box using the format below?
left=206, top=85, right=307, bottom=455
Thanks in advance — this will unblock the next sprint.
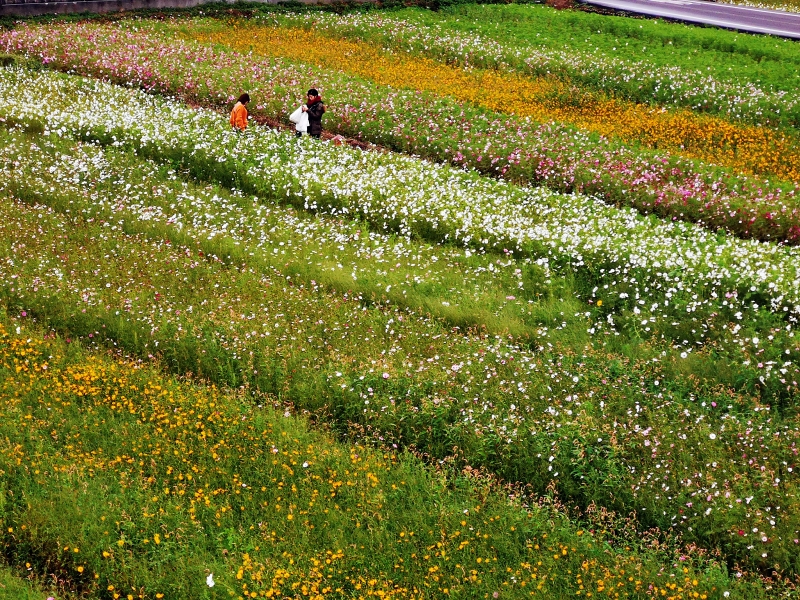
left=295, top=111, right=309, bottom=132
left=289, top=105, right=304, bottom=124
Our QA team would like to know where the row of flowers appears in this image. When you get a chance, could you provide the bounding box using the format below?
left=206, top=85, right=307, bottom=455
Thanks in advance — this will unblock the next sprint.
left=1, top=67, right=799, bottom=334
left=1, top=70, right=800, bottom=575
left=2, top=21, right=800, bottom=244
left=268, top=10, right=800, bottom=129
left=1, top=114, right=547, bottom=338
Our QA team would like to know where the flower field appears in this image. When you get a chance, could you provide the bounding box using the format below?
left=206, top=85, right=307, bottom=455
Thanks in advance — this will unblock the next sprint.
left=0, top=3, right=799, bottom=598
left=189, top=23, right=800, bottom=183
left=3, top=17, right=800, bottom=243
left=272, top=6, right=800, bottom=126
left=1, top=316, right=756, bottom=599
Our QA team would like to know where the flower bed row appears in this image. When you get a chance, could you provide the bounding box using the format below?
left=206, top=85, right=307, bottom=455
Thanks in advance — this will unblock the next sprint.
left=2, top=67, right=799, bottom=335
left=2, top=116, right=562, bottom=340
left=2, top=65, right=800, bottom=399
left=5, top=113, right=796, bottom=400
left=187, top=22, right=800, bottom=184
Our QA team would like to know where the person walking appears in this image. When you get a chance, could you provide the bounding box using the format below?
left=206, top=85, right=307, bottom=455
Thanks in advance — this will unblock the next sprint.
left=230, top=93, right=250, bottom=131
left=302, top=88, right=325, bottom=139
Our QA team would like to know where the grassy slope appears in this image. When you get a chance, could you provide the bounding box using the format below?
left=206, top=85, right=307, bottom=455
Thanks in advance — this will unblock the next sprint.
left=0, top=4, right=792, bottom=592
left=0, top=565, right=54, bottom=599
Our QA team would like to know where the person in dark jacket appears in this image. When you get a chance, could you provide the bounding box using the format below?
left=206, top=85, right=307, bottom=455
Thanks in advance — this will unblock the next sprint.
left=301, top=88, right=325, bottom=139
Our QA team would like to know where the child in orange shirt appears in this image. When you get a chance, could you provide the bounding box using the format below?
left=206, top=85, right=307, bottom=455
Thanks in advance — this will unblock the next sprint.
left=230, top=93, right=250, bottom=131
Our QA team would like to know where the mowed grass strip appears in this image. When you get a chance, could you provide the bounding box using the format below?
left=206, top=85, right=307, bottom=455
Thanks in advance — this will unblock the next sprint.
left=719, top=0, right=800, bottom=10
left=189, top=23, right=800, bottom=183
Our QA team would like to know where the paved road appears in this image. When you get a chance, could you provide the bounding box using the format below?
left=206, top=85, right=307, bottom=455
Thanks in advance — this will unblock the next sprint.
left=579, top=0, right=800, bottom=39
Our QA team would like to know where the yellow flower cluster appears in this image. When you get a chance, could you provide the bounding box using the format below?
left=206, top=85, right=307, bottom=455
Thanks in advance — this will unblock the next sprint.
left=189, top=25, right=800, bottom=182
left=0, top=324, right=553, bottom=597
left=574, top=557, right=710, bottom=600
left=235, top=553, right=420, bottom=599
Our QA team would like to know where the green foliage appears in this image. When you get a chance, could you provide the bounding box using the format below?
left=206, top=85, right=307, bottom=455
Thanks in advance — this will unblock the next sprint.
left=0, top=563, right=55, bottom=599
left=413, top=4, right=800, bottom=94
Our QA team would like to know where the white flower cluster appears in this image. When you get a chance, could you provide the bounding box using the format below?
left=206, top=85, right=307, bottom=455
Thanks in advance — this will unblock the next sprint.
left=0, top=125, right=533, bottom=317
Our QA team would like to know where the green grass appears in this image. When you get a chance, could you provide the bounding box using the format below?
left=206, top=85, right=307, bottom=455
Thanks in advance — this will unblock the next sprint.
left=0, top=564, right=55, bottom=599
left=435, top=3, right=800, bottom=86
